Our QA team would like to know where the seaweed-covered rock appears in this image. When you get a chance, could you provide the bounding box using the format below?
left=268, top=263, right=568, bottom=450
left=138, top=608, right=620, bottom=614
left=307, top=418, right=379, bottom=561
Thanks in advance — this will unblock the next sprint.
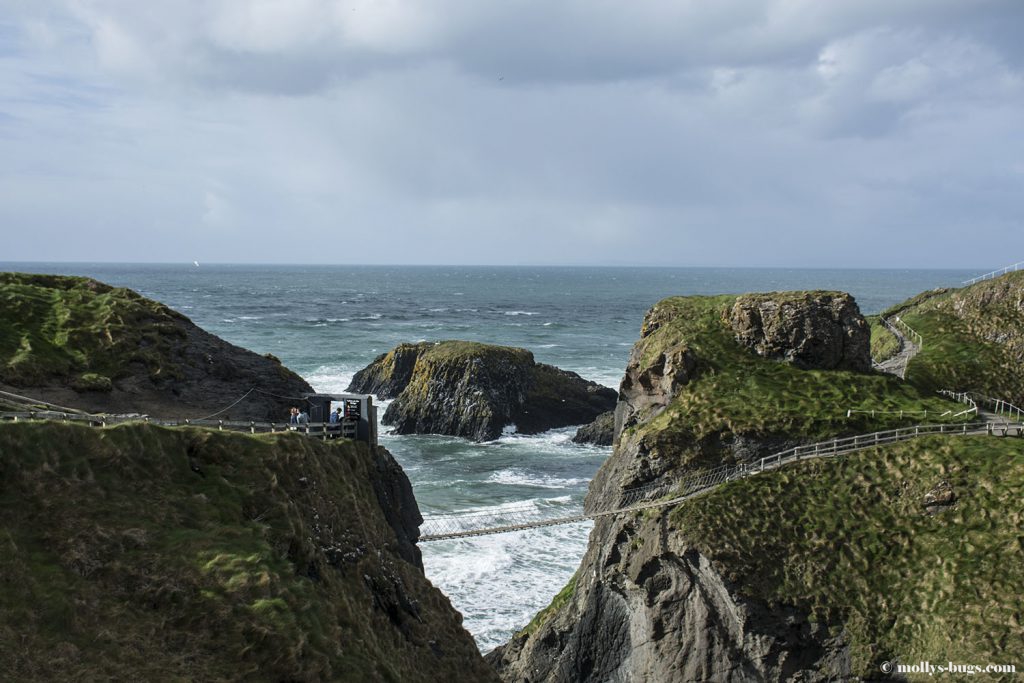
left=348, top=341, right=616, bottom=442
left=0, top=273, right=312, bottom=421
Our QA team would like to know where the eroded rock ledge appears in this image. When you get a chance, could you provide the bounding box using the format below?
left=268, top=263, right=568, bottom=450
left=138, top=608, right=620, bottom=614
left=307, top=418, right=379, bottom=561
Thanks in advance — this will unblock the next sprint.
left=348, top=341, right=617, bottom=442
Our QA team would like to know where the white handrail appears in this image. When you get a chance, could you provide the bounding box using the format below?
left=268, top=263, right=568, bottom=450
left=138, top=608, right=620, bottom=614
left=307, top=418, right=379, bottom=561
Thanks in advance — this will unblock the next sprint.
left=963, top=260, right=1024, bottom=286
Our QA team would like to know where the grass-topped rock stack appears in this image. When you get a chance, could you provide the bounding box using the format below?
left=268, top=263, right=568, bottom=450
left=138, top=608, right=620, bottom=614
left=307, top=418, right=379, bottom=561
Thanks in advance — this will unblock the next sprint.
left=0, top=273, right=312, bottom=420
left=489, top=290, right=1006, bottom=682
left=0, top=421, right=497, bottom=682
left=602, top=292, right=961, bottom=500
left=885, top=271, right=1024, bottom=405
left=349, top=341, right=617, bottom=441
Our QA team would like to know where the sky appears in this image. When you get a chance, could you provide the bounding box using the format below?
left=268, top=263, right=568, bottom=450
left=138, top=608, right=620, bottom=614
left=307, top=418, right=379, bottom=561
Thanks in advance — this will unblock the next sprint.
left=0, top=0, right=1022, bottom=268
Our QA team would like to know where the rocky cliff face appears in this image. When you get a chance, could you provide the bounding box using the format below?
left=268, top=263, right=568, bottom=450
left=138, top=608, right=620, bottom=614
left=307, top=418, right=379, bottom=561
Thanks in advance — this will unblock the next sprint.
left=0, top=273, right=313, bottom=421
left=349, top=341, right=617, bottom=441
left=0, top=422, right=497, bottom=682
left=487, top=290, right=978, bottom=682
left=488, top=517, right=851, bottom=682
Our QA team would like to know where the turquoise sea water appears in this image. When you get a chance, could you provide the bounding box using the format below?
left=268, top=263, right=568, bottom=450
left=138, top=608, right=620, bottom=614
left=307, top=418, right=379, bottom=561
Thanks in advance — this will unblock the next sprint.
left=2, top=263, right=976, bottom=650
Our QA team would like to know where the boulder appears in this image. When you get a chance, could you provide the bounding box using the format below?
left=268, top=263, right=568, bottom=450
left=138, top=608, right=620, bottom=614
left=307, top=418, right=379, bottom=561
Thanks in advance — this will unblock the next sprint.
left=572, top=411, right=615, bottom=446
left=728, top=291, right=871, bottom=372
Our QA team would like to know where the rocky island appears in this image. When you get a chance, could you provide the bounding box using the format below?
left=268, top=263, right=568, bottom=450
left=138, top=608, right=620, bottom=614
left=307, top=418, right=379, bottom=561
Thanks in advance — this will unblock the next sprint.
left=348, top=341, right=617, bottom=441
left=489, top=284, right=1024, bottom=681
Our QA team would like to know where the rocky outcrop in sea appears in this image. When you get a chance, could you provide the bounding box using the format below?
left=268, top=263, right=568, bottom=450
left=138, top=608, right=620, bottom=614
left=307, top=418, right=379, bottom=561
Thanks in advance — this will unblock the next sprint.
left=349, top=341, right=617, bottom=442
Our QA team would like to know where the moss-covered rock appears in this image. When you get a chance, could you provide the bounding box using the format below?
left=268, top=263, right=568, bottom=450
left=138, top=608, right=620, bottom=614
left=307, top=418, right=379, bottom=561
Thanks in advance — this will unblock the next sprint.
left=349, top=341, right=616, bottom=441
left=0, top=272, right=313, bottom=420
left=0, top=422, right=497, bottom=682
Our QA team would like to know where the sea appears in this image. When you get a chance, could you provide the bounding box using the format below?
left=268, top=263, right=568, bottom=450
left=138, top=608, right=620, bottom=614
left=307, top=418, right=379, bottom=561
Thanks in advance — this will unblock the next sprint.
left=1, top=263, right=977, bottom=651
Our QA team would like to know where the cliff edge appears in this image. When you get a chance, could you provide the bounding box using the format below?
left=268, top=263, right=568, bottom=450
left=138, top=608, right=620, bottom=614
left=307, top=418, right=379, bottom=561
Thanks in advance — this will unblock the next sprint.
left=0, top=272, right=313, bottom=421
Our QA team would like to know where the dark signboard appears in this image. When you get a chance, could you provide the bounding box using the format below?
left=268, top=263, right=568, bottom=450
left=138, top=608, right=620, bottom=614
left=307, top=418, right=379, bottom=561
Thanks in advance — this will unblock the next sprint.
left=344, top=398, right=362, bottom=418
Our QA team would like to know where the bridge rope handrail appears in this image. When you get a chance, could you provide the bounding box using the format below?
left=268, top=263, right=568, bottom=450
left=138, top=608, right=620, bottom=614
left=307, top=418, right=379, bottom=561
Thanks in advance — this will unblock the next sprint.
left=0, top=408, right=352, bottom=437
left=418, top=417, right=1020, bottom=541
left=962, top=260, right=1024, bottom=286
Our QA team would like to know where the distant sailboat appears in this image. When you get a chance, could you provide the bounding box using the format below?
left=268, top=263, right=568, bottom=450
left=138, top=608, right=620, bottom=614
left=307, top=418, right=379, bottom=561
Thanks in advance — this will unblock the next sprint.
left=193, top=261, right=200, bottom=267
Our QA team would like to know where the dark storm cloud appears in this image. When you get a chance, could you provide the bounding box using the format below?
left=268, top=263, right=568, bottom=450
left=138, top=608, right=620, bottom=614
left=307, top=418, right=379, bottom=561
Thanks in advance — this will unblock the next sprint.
left=0, top=0, right=1022, bottom=267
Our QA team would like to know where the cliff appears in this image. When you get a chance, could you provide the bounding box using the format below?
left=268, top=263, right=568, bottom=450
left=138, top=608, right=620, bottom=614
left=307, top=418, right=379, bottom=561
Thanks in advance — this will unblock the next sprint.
left=348, top=341, right=617, bottom=441
left=883, top=271, right=1024, bottom=404
left=487, top=291, right=1016, bottom=682
left=0, top=273, right=313, bottom=421
left=0, top=422, right=498, bottom=682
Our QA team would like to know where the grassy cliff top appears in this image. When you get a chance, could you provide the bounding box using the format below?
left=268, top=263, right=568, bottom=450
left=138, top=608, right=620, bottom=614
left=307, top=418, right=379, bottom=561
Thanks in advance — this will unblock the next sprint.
left=0, top=422, right=492, bottom=682
left=881, top=271, right=1024, bottom=404
left=0, top=272, right=189, bottom=387
left=411, top=340, right=534, bottom=364
left=670, top=434, right=1024, bottom=677
left=624, top=295, right=967, bottom=469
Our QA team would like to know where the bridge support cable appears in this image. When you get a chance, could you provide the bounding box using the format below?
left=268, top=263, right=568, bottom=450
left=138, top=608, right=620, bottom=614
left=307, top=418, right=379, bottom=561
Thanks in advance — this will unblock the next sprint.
left=419, top=419, right=1021, bottom=542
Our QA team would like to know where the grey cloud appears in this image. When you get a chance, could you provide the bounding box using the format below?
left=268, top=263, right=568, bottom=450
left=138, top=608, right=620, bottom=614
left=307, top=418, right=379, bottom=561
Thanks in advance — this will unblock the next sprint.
left=0, top=1, right=1021, bottom=267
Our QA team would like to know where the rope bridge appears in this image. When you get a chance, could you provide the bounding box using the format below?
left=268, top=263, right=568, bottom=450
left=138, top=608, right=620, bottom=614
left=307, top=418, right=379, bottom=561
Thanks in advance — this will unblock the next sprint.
left=3, top=390, right=1020, bottom=543
left=418, top=418, right=1023, bottom=542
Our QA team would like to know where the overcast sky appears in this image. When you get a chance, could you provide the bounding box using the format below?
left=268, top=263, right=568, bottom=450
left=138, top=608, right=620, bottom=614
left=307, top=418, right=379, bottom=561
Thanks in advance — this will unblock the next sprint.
left=1, top=1, right=1022, bottom=267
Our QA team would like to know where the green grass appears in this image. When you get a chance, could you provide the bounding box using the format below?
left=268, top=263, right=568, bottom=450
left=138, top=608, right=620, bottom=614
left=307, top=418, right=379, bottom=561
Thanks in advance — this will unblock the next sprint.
left=882, top=272, right=1024, bottom=405
left=867, top=316, right=901, bottom=363
left=0, top=273, right=189, bottom=387
left=0, top=422, right=491, bottom=682
left=517, top=573, right=578, bottom=638
left=418, top=340, right=533, bottom=364
left=670, top=435, right=1024, bottom=678
left=622, top=295, right=970, bottom=472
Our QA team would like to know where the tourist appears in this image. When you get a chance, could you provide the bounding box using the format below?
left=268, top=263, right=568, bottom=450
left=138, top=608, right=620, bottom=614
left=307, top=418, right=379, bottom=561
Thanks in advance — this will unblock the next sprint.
left=289, top=407, right=299, bottom=425
left=297, top=408, right=309, bottom=425
left=329, top=407, right=341, bottom=424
